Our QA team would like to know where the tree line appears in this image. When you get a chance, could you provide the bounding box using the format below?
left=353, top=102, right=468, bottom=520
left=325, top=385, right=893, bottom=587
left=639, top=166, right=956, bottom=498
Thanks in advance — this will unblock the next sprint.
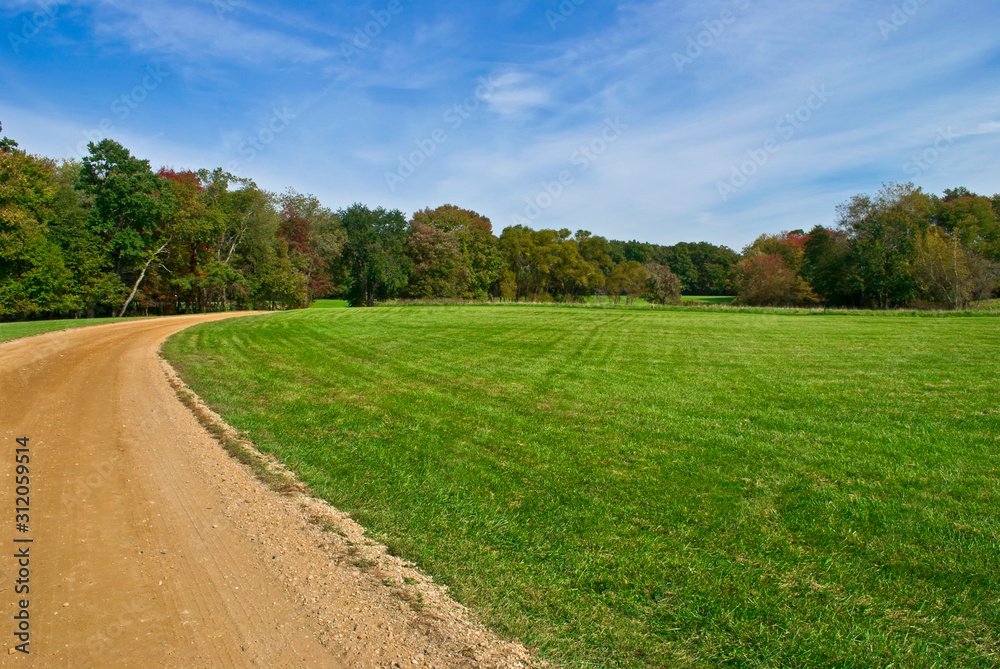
left=1, top=135, right=997, bottom=319
left=0, top=136, right=734, bottom=319
left=735, top=183, right=1000, bottom=309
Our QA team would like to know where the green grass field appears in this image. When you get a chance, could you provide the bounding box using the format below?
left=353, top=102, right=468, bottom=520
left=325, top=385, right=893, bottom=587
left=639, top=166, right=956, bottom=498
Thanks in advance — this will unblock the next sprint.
left=577, top=295, right=735, bottom=306
left=311, top=299, right=350, bottom=309
left=163, top=305, right=1000, bottom=668
left=0, top=317, right=143, bottom=343
left=682, top=296, right=736, bottom=305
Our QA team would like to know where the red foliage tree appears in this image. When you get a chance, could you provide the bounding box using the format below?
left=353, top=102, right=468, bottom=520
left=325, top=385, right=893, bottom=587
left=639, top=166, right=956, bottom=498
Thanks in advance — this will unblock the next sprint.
left=735, top=253, right=818, bottom=306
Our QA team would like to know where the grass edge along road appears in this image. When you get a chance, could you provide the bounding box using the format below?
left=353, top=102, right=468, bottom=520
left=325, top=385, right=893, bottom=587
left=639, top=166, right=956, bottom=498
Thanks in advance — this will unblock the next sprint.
left=166, top=305, right=999, bottom=667
left=0, top=317, right=151, bottom=343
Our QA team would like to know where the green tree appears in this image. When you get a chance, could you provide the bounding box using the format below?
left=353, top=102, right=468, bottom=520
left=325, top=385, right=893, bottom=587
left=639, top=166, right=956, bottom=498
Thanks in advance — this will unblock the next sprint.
left=202, top=171, right=282, bottom=310
left=913, top=227, right=999, bottom=308
left=0, top=121, right=17, bottom=154
left=498, top=225, right=540, bottom=300
left=0, top=150, right=79, bottom=317
left=837, top=183, right=930, bottom=309
left=644, top=263, right=682, bottom=305
left=279, top=190, right=344, bottom=303
left=157, top=169, right=223, bottom=313
left=934, top=188, right=1000, bottom=261
left=607, top=261, right=647, bottom=305
left=460, top=214, right=502, bottom=300
left=404, top=220, right=464, bottom=298
left=525, top=228, right=565, bottom=300
left=576, top=230, right=613, bottom=295
left=226, top=190, right=303, bottom=311
left=684, top=242, right=739, bottom=295
left=547, top=230, right=599, bottom=301
left=79, top=139, right=177, bottom=316
left=48, top=160, right=125, bottom=316
left=665, top=245, right=697, bottom=292
left=339, top=204, right=410, bottom=307
left=410, top=205, right=501, bottom=299
left=802, top=226, right=859, bottom=306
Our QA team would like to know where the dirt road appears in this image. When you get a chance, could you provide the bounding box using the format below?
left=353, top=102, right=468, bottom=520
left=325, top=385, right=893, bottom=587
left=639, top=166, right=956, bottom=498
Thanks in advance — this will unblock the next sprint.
left=0, top=315, right=532, bottom=668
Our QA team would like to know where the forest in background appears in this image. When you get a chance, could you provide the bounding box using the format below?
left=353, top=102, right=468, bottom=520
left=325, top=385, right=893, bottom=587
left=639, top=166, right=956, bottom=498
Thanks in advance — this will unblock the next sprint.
left=1, top=135, right=998, bottom=319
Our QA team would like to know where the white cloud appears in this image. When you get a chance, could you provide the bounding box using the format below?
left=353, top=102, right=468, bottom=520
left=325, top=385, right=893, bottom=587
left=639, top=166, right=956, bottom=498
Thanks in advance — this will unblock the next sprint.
left=481, top=72, right=551, bottom=116
left=83, top=0, right=333, bottom=66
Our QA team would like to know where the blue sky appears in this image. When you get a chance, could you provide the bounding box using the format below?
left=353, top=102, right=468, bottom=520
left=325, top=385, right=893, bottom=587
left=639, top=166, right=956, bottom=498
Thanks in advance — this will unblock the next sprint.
left=3, top=0, right=999, bottom=249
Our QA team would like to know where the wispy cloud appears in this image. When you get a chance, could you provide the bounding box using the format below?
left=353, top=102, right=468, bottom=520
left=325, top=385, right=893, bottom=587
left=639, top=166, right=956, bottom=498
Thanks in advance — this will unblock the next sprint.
left=482, top=72, right=551, bottom=116
left=971, top=121, right=1000, bottom=135
left=82, top=0, right=335, bottom=65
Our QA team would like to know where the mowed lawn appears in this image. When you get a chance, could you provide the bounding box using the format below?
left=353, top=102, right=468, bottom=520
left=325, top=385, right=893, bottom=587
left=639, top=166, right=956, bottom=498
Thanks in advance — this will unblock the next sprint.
left=163, top=306, right=1000, bottom=668
left=311, top=299, right=351, bottom=309
left=682, top=296, right=736, bottom=305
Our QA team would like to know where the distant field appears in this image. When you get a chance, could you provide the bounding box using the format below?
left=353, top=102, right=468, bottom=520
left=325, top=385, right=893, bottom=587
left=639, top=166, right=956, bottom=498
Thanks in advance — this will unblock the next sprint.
left=164, top=306, right=1000, bottom=668
left=682, top=295, right=736, bottom=304
left=0, top=317, right=141, bottom=343
left=582, top=295, right=735, bottom=306
left=972, top=298, right=1000, bottom=311
left=311, top=299, right=350, bottom=309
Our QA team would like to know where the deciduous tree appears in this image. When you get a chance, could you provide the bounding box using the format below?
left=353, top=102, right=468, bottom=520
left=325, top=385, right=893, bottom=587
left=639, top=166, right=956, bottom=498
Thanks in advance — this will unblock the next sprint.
left=0, top=150, right=78, bottom=317
left=644, top=263, right=682, bottom=305
left=734, top=254, right=818, bottom=306
left=837, top=183, right=928, bottom=309
left=913, top=227, right=999, bottom=308
left=802, top=226, right=859, bottom=306
left=79, top=139, right=177, bottom=317
left=339, top=204, right=410, bottom=307
left=607, top=261, right=647, bottom=305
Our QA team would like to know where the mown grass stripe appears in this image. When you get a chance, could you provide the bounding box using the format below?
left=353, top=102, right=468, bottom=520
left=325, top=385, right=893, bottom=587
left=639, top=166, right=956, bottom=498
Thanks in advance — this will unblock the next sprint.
left=164, top=305, right=1000, bottom=668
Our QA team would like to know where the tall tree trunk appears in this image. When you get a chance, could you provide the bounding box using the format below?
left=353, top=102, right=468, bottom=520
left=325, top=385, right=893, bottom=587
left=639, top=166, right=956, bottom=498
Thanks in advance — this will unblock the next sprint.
left=117, top=241, right=169, bottom=318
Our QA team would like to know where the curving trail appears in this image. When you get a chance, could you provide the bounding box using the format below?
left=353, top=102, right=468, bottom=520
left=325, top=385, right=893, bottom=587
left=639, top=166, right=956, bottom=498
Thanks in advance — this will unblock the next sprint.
left=0, top=315, right=531, bottom=668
